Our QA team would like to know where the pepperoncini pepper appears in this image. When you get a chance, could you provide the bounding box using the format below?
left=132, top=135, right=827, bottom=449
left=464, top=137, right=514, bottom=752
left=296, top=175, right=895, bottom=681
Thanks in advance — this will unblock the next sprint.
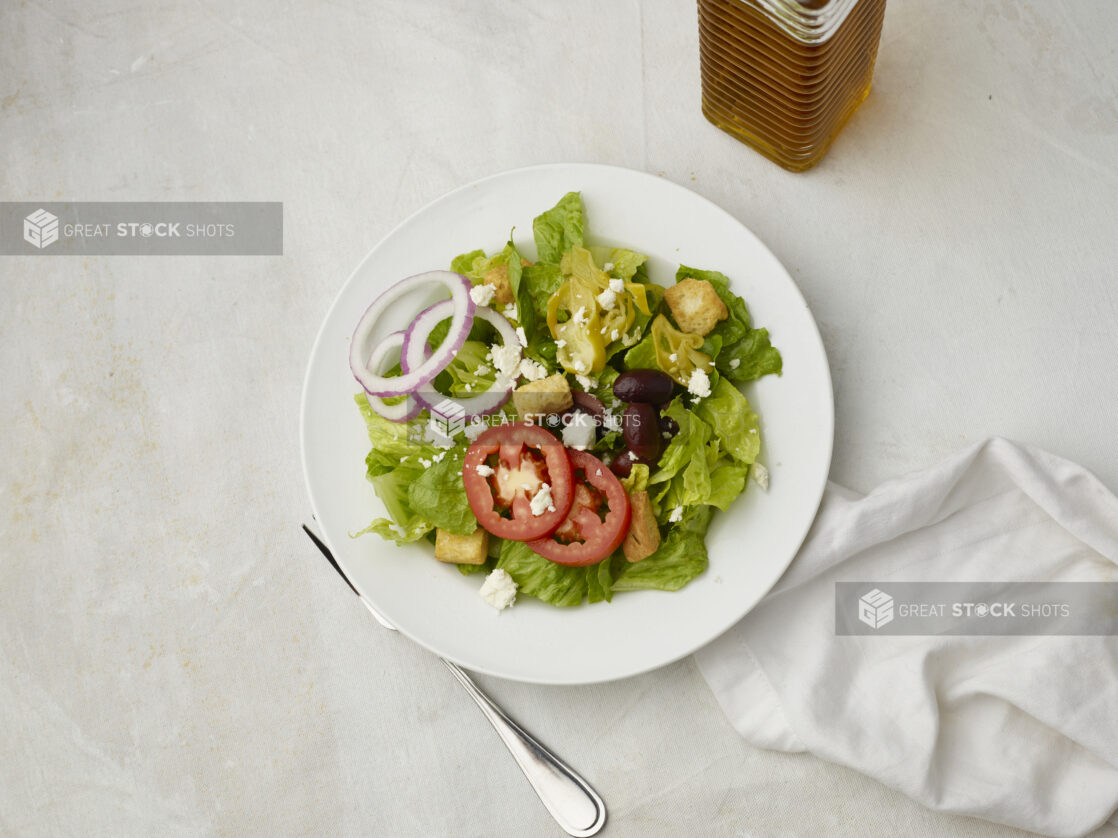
left=649, top=315, right=712, bottom=385
left=547, top=247, right=652, bottom=373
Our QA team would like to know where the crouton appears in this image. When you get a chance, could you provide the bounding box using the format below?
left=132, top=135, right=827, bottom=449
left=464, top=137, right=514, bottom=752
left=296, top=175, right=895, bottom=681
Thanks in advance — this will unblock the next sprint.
left=622, top=491, right=661, bottom=562
left=513, top=373, right=573, bottom=420
left=434, top=527, right=489, bottom=565
left=483, top=263, right=515, bottom=306
left=663, top=278, right=728, bottom=337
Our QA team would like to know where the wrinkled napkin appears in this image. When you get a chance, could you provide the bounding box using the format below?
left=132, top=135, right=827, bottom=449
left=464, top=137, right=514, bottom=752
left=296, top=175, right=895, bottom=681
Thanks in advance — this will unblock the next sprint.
left=696, top=438, right=1118, bottom=837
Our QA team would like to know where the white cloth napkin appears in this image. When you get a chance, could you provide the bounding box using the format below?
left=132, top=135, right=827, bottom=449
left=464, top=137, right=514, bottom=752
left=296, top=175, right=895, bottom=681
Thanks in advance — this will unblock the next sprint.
left=696, top=438, right=1118, bottom=838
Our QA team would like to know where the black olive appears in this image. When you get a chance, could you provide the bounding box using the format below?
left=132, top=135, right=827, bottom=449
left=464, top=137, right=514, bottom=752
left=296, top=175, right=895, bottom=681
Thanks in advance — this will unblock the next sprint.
left=613, top=369, right=675, bottom=404
left=622, top=402, right=661, bottom=460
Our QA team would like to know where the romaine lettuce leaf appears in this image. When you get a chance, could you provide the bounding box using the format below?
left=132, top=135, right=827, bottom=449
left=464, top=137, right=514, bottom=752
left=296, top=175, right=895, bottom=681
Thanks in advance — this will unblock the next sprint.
left=613, top=505, right=713, bottom=592
left=533, top=192, right=584, bottom=264
left=693, top=378, right=760, bottom=465
left=407, top=451, right=477, bottom=535
left=675, top=265, right=782, bottom=383
left=497, top=539, right=614, bottom=607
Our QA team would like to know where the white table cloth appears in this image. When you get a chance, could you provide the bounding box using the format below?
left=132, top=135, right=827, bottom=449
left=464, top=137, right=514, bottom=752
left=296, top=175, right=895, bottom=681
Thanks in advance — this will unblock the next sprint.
left=3, top=1, right=1116, bottom=836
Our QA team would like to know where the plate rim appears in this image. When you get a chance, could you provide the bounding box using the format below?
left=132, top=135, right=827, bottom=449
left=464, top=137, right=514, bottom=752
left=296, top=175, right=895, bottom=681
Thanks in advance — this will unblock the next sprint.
left=300, top=162, right=834, bottom=684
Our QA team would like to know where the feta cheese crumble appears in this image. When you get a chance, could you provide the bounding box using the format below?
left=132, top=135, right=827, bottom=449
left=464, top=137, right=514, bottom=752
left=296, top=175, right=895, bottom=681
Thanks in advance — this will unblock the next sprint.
left=669, top=352, right=678, bottom=362
left=518, top=358, right=548, bottom=381
left=608, top=278, right=624, bottom=293
left=595, top=287, right=617, bottom=310
left=668, top=506, right=684, bottom=523
left=464, top=420, right=487, bottom=441
left=479, top=568, right=518, bottom=612
left=573, top=359, right=586, bottom=373
left=562, top=412, right=596, bottom=451
left=729, top=358, right=741, bottom=370
left=574, top=373, right=597, bottom=391
left=572, top=306, right=588, bottom=326
left=515, top=326, right=528, bottom=348
left=490, top=343, right=521, bottom=378
left=503, top=303, right=518, bottom=320
left=475, top=463, right=495, bottom=477
left=556, top=338, right=567, bottom=349
left=752, top=463, right=770, bottom=491
left=602, top=261, right=615, bottom=272
left=610, top=329, right=620, bottom=341
left=469, top=283, right=495, bottom=307
left=529, top=482, right=555, bottom=516
left=687, top=368, right=712, bottom=398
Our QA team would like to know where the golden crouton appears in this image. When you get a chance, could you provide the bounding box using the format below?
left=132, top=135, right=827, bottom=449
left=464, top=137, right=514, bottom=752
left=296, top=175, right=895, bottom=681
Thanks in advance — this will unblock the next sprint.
left=483, top=264, right=515, bottom=306
left=513, top=373, right=573, bottom=420
left=622, top=491, right=661, bottom=562
left=663, top=278, right=728, bottom=337
left=434, top=527, right=489, bottom=565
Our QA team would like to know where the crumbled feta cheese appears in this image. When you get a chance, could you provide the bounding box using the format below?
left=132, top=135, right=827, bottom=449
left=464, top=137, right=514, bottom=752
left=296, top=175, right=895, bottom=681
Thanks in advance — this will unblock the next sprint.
left=475, top=363, right=490, bottom=376
left=687, top=368, right=712, bottom=398
left=469, top=283, right=495, bottom=307
left=603, top=261, right=615, bottom=272
left=503, top=303, right=518, bottom=320
left=729, top=358, right=741, bottom=370
left=518, top=358, right=548, bottom=381
left=529, top=482, right=555, bottom=516
left=475, top=463, right=495, bottom=477
left=490, top=343, right=521, bottom=378
left=749, top=428, right=757, bottom=435
left=479, top=568, right=518, bottom=612
left=669, top=352, right=678, bottom=362
left=610, top=329, right=620, bottom=342
left=669, top=506, right=684, bottom=523
left=515, top=326, right=528, bottom=347
left=574, top=373, right=597, bottom=391
left=418, top=458, right=432, bottom=468
left=556, top=338, right=567, bottom=349
left=752, top=463, right=770, bottom=491
left=608, top=278, right=624, bottom=293
left=463, top=383, right=473, bottom=392
left=573, top=359, right=586, bottom=373
left=433, top=452, right=446, bottom=463
left=596, top=287, right=617, bottom=310
left=464, top=420, right=487, bottom=441
left=562, top=412, right=596, bottom=450
left=572, top=306, right=588, bottom=326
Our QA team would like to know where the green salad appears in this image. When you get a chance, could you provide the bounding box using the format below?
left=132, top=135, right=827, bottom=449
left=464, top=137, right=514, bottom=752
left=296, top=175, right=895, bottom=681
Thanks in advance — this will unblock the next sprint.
left=350, top=193, right=781, bottom=608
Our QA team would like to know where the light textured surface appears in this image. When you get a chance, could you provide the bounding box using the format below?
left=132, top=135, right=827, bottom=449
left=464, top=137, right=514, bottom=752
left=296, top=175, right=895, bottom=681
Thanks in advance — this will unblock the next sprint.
left=1, top=1, right=1116, bottom=837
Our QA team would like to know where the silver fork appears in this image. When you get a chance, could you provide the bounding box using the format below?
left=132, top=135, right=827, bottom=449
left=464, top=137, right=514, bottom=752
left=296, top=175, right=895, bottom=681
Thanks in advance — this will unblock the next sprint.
left=302, top=525, right=606, bottom=837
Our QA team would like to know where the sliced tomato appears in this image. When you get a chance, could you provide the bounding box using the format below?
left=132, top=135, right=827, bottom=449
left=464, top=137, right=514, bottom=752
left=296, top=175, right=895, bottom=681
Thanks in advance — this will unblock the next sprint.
left=463, top=422, right=574, bottom=541
left=528, top=450, right=631, bottom=567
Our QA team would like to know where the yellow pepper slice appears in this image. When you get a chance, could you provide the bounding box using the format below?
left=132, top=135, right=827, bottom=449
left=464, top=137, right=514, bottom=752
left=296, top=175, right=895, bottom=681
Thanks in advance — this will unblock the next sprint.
left=649, top=315, right=712, bottom=385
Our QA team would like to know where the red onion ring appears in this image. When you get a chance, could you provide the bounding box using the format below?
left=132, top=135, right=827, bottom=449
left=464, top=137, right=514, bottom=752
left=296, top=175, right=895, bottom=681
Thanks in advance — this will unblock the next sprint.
left=349, top=271, right=474, bottom=397
left=362, top=331, right=423, bottom=422
left=401, top=300, right=522, bottom=420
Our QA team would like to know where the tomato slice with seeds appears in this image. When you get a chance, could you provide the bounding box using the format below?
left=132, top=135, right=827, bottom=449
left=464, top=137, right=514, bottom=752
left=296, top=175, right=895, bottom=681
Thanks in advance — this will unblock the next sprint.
left=528, top=449, right=631, bottom=567
left=463, top=423, right=574, bottom=541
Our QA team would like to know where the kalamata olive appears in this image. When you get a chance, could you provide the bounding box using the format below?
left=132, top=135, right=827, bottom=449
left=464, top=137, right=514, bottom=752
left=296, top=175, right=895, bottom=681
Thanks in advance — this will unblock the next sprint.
left=622, top=402, right=661, bottom=460
left=609, top=448, right=655, bottom=479
left=613, top=369, right=675, bottom=404
left=659, top=414, right=680, bottom=439
left=570, top=390, right=606, bottom=419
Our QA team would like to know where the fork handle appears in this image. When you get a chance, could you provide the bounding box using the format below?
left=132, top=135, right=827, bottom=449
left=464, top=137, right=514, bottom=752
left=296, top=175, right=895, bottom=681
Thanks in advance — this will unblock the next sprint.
left=440, top=658, right=606, bottom=837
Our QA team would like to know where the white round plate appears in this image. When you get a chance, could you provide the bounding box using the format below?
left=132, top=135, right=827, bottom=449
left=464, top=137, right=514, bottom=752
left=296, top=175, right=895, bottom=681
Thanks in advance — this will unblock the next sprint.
left=301, top=163, right=833, bottom=685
